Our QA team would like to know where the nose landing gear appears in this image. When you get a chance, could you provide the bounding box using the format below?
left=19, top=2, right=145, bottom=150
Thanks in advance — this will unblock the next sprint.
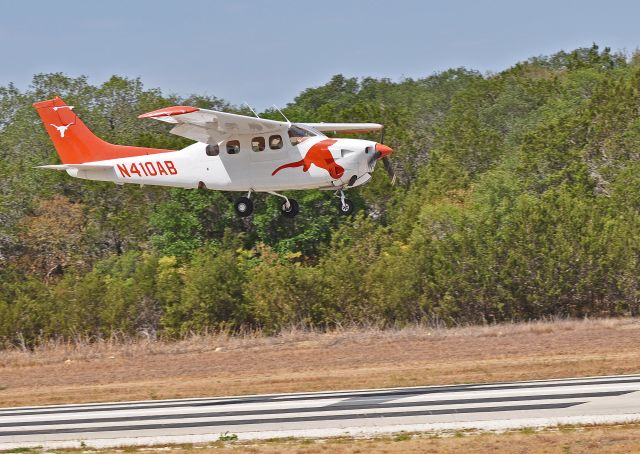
left=336, top=190, right=354, bottom=215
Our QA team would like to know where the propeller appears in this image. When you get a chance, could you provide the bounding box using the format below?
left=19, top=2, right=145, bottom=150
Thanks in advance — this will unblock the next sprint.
left=376, top=128, right=396, bottom=185
left=382, top=156, right=396, bottom=185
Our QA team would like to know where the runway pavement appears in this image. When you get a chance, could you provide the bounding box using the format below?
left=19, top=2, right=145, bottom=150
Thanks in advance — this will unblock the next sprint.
left=2, top=374, right=640, bottom=449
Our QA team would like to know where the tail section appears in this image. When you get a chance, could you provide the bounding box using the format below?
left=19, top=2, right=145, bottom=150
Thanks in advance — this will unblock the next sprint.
left=33, top=97, right=173, bottom=164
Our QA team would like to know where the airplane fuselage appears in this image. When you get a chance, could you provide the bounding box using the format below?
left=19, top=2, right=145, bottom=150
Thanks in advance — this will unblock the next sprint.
left=65, top=135, right=378, bottom=192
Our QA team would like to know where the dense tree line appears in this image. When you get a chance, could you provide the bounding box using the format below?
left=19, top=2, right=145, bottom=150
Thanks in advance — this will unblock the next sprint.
left=1, top=44, right=639, bottom=346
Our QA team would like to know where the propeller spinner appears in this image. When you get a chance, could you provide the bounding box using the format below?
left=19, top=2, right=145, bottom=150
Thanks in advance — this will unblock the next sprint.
left=373, top=133, right=396, bottom=185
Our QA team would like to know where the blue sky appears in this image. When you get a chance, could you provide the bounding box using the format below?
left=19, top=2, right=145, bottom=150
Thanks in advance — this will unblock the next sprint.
left=2, top=0, right=640, bottom=109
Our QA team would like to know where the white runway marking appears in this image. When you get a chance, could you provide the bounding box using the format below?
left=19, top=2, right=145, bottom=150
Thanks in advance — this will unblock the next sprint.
left=1, top=374, right=640, bottom=449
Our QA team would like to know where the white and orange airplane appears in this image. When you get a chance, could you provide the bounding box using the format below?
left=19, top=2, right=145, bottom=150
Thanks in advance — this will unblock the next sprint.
left=33, top=97, right=395, bottom=217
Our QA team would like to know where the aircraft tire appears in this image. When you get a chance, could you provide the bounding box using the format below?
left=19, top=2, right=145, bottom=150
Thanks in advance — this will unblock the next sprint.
left=339, top=198, right=355, bottom=215
left=281, top=198, right=299, bottom=218
left=234, top=197, right=254, bottom=217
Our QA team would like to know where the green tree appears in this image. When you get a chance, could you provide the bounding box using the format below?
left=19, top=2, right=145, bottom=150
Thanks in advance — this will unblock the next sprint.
left=162, top=241, right=246, bottom=335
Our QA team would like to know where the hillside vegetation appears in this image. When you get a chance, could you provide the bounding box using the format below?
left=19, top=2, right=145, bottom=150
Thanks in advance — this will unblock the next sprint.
left=1, top=44, right=639, bottom=346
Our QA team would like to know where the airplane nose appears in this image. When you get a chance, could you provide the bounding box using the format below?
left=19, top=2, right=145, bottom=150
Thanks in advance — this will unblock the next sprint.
left=375, top=143, right=394, bottom=158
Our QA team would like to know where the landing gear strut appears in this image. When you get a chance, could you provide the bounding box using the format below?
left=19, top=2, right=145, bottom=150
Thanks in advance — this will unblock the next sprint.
left=269, top=192, right=299, bottom=218
left=234, top=191, right=254, bottom=217
left=336, top=190, right=354, bottom=215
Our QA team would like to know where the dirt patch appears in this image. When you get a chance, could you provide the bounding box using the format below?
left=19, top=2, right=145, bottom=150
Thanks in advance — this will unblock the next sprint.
left=0, top=318, right=639, bottom=407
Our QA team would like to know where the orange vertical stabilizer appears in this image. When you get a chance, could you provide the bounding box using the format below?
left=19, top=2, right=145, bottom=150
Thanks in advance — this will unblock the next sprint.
left=33, top=97, right=173, bottom=164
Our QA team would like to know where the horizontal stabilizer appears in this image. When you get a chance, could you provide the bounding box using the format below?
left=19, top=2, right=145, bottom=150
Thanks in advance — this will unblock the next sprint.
left=36, top=163, right=114, bottom=171
left=138, top=106, right=200, bottom=120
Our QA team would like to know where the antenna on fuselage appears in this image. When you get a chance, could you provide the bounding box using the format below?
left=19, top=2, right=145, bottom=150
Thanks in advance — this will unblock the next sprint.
left=273, top=105, right=291, bottom=127
left=244, top=102, right=261, bottom=119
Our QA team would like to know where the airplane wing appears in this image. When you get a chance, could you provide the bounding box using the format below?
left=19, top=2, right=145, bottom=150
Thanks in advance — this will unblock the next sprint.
left=302, top=123, right=383, bottom=134
left=138, top=106, right=289, bottom=144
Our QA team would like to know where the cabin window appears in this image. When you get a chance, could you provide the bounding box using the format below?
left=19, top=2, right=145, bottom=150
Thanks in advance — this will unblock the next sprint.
left=251, top=136, right=265, bottom=152
left=269, top=135, right=283, bottom=150
left=206, top=144, right=219, bottom=156
left=288, top=125, right=315, bottom=146
left=226, top=140, right=240, bottom=154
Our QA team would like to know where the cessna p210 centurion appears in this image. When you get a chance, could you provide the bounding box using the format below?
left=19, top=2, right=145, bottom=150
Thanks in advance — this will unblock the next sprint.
left=34, top=97, right=395, bottom=217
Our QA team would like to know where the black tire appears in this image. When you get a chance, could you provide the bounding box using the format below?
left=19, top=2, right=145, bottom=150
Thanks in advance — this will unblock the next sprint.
left=338, top=198, right=355, bottom=215
left=281, top=198, right=299, bottom=218
left=234, top=197, right=253, bottom=217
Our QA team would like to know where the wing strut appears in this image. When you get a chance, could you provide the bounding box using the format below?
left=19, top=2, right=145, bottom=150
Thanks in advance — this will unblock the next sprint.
left=273, top=105, right=291, bottom=126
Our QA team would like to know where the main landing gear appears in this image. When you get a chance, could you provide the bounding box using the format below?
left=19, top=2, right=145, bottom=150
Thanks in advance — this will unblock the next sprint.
left=234, top=194, right=254, bottom=217
left=269, top=191, right=299, bottom=218
left=233, top=191, right=300, bottom=218
left=336, top=190, right=354, bottom=216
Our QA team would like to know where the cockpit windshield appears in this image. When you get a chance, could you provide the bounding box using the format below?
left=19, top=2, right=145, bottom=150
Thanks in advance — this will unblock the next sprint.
left=288, top=124, right=325, bottom=145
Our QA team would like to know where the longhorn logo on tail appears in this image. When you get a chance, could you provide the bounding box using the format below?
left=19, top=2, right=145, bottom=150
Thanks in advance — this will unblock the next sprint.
left=272, top=139, right=344, bottom=179
left=49, top=123, right=73, bottom=138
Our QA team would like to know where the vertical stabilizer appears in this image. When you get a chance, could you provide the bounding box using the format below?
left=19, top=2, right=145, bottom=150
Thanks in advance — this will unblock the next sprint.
left=33, top=97, right=172, bottom=164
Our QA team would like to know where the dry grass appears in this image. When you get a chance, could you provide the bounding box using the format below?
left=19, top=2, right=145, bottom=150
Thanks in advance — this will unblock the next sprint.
left=35, top=422, right=640, bottom=453
left=0, top=318, right=639, bottom=407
